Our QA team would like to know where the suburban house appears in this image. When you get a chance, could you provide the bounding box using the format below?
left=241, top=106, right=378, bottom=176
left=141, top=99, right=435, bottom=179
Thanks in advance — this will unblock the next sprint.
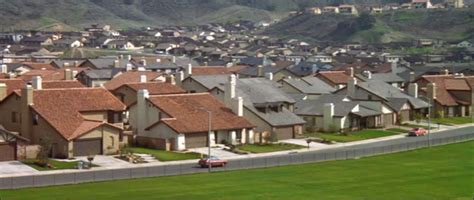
left=338, top=5, right=359, bottom=15
left=128, top=92, right=255, bottom=150
left=412, top=0, right=433, bottom=8
left=0, top=80, right=126, bottom=158
left=335, top=78, right=430, bottom=124
left=180, top=73, right=306, bottom=141
left=0, top=125, right=30, bottom=161
left=279, top=76, right=336, bottom=99
left=414, top=74, right=474, bottom=117
left=294, top=94, right=384, bottom=132
left=315, top=70, right=356, bottom=89
left=103, top=71, right=163, bottom=91
left=76, top=69, right=123, bottom=87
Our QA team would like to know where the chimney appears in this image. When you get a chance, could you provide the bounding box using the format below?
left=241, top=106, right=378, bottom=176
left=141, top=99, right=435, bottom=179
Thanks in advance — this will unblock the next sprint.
left=232, top=96, right=244, bottom=117
left=32, top=76, right=42, bottom=90
left=176, top=71, right=184, bottom=86
left=265, top=72, right=273, bottom=81
left=64, top=69, right=73, bottom=80
left=166, top=75, right=176, bottom=85
left=257, top=65, right=263, bottom=77
left=409, top=71, right=416, bottom=82
left=185, top=64, right=192, bottom=77
left=126, top=64, right=133, bottom=71
left=140, top=59, right=147, bottom=66
left=172, top=56, right=176, bottom=63
left=63, top=62, right=70, bottom=68
left=347, top=78, right=357, bottom=98
left=156, top=58, right=161, bottom=63
left=119, top=55, right=124, bottom=60
left=408, top=83, right=418, bottom=98
left=72, top=70, right=78, bottom=80
left=204, top=61, right=208, bottom=66
left=391, top=62, right=397, bottom=74
left=0, top=83, right=7, bottom=101
left=226, top=62, right=233, bottom=68
left=1, top=64, right=7, bottom=74
left=113, top=60, right=120, bottom=68
left=363, top=70, right=372, bottom=79
left=73, top=61, right=79, bottom=67
left=323, top=103, right=335, bottom=132
left=140, top=75, right=147, bottom=83
left=127, top=55, right=132, bottom=61
left=225, top=74, right=237, bottom=106
left=21, top=85, right=34, bottom=139
left=443, top=69, right=449, bottom=75
left=136, top=89, right=150, bottom=136
left=427, top=83, right=437, bottom=100
left=348, top=67, right=354, bottom=77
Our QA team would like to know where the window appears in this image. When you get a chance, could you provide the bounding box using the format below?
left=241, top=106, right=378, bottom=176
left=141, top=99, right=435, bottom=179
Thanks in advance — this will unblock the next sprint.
left=11, top=112, right=17, bottom=123
left=110, top=136, right=115, bottom=148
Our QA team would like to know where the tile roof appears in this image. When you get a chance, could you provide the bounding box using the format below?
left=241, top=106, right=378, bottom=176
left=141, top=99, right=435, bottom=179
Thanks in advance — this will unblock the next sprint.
left=315, top=71, right=352, bottom=85
left=21, top=62, right=57, bottom=70
left=419, top=75, right=471, bottom=106
left=0, top=79, right=26, bottom=96
left=27, top=88, right=125, bottom=140
left=103, top=71, right=162, bottom=91
left=147, top=93, right=254, bottom=133
left=121, top=82, right=185, bottom=95
left=42, top=80, right=86, bottom=89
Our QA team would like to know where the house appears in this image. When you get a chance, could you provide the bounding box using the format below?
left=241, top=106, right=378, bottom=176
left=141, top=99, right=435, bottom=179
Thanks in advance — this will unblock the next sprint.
left=113, top=80, right=186, bottom=107
left=286, top=61, right=333, bottom=77
left=412, top=0, right=433, bottom=8
left=279, top=77, right=336, bottom=99
left=76, top=69, right=122, bottom=87
left=315, top=70, right=355, bottom=89
left=103, top=71, right=163, bottom=91
left=370, top=7, right=383, bottom=14
left=0, top=125, right=30, bottom=161
left=306, top=7, right=322, bottom=14
left=129, top=92, right=255, bottom=150
left=20, top=36, right=53, bottom=46
left=445, top=0, right=464, bottom=8
left=456, top=41, right=472, bottom=48
left=414, top=74, right=474, bottom=117
left=338, top=5, right=358, bottom=15
left=53, top=38, right=83, bottom=48
left=0, top=82, right=126, bottom=158
left=309, top=54, right=333, bottom=63
left=180, top=74, right=306, bottom=140
left=238, top=61, right=297, bottom=81
left=322, top=6, right=340, bottom=13
left=294, top=94, right=384, bottom=132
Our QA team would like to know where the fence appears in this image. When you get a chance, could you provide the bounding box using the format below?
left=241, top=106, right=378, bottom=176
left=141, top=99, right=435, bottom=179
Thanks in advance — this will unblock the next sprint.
left=1, top=132, right=473, bottom=190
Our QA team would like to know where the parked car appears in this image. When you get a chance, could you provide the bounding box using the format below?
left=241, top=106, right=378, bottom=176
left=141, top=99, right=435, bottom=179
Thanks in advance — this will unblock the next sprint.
left=408, top=128, right=428, bottom=137
left=198, top=156, right=227, bottom=168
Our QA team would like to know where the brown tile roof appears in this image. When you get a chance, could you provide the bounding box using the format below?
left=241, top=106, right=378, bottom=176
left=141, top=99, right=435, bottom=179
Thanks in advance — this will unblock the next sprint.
left=315, top=71, right=352, bottom=85
left=104, top=71, right=162, bottom=91
left=0, top=79, right=26, bottom=96
left=42, top=80, right=86, bottom=89
left=21, top=62, right=57, bottom=70
left=28, top=88, right=125, bottom=140
left=419, top=75, right=462, bottom=106
left=146, top=93, right=255, bottom=134
left=192, top=65, right=247, bottom=75
left=123, top=82, right=185, bottom=95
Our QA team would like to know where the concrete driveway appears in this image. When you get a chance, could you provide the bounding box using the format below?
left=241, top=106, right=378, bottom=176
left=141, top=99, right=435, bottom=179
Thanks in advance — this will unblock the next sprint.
left=56, top=155, right=135, bottom=169
left=0, top=161, right=38, bottom=177
left=189, top=146, right=239, bottom=158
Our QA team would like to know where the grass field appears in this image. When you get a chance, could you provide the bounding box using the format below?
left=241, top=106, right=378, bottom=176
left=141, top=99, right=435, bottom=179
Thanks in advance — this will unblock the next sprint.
left=3, top=141, right=473, bottom=200
left=432, top=117, right=473, bottom=125
left=305, top=130, right=399, bottom=143
left=128, top=147, right=202, bottom=161
left=385, top=128, right=409, bottom=133
left=236, top=143, right=305, bottom=153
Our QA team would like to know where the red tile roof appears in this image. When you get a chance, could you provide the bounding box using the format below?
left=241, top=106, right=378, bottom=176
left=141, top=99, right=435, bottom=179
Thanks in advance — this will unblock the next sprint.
left=419, top=75, right=471, bottom=106
left=315, top=71, right=352, bottom=85
left=42, top=80, right=86, bottom=89
left=104, top=71, right=162, bottom=91
left=146, top=93, right=254, bottom=134
left=26, top=88, right=125, bottom=140
left=122, top=82, right=185, bottom=95
left=0, top=79, right=26, bottom=96
left=21, top=62, right=57, bottom=70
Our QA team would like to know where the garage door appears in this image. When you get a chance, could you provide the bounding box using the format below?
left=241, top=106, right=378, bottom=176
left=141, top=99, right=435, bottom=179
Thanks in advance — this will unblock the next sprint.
left=0, top=143, right=16, bottom=161
left=74, top=138, right=102, bottom=157
left=185, top=133, right=208, bottom=149
left=274, top=126, right=294, bottom=140
left=383, top=114, right=394, bottom=126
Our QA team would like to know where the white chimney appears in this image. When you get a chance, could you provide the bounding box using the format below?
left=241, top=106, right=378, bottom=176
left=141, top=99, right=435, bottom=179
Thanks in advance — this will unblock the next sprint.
left=73, top=61, right=79, bottom=67
left=232, top=96, right=244, bottom=117
left=113, top=60, right=120, bottom=68
left=409, top=71, right=416, bottom=82
left=348, top=67, right=354, bottom=77
left=0, top=83, right=7, bottom=101
left=166, top=75, right=176, bottom=85
left=176, top=71, right=184, bottom=86
left=323, top=103, right=335, bottom=132
left=63, top=62, right=70, bottom=68
left=172, top=56, right=176, bottom=63
left=64, top=69, right=72, bottom=80
left=391, top=62, right=397, bottom=74
left=72, top=70, right=78, bottom=80
left=363, top=71, right=372, bottom=79
left=443, top=69, right=449, bottom=75
left=127, top=55, right=132, bottom=61
left=140, top=59, right=147, bottom=66
left=140, top=75, right=147, bottom=83
left=257, top=65, right=263, bottom=77
left=265, top=72, right=273, bottom=81
left=226, top=62, right=233, bottom=68
left=348, top=78, right=357, bottom=98
left=137, top=89, right=150, bottom=136
left=408, top=83, right=418, bottom=98
left=225, top=74, right=237, bottom=106
left=119, top=55, right=124, bottom=60
left=428, top=83, right=437, bottom=100
left=1, top=64, right=7, bottom=74
left=126, top=64, right=133, bottom=71
left=156, top=58, right=161, bottom=63
left=185, top=64, right=192, bottom=77
left=32, top=76, right=42, bottom=90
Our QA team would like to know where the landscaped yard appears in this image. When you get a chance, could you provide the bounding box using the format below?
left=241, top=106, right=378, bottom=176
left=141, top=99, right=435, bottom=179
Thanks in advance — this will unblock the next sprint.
left=4, top=141, right=473, bottom=200
left=385, top=128, right=409, bottom=133
left=235, top=143, right=305, bottom=153
left=304, top=129, right=399, bottom=143
left=432, top=117, right=473, bottom=125
left=128, top=147, right=202, bottom=162
left=22, top=159, right=95, bottom=171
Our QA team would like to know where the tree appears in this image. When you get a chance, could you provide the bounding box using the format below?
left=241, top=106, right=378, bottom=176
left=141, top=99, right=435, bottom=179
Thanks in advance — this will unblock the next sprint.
left=37, top=136, right=53, bottom=167
left=356, top=12, right=376, bottom=31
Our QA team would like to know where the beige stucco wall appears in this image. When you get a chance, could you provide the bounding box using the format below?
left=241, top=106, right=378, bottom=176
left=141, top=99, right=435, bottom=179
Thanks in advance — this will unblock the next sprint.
left=82, top=111, right=108, bottom=122
left=0, top=95, right=22, bottom=132
left=113, top=86, right=137, bottom=106
left=77, top=125, right=120, bottom=155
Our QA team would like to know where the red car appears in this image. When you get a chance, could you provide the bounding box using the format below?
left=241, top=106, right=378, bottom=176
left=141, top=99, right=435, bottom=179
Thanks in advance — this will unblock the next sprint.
left=198, top=156, right=227, bottom=168
left=408, top=128, right=428, bottom=137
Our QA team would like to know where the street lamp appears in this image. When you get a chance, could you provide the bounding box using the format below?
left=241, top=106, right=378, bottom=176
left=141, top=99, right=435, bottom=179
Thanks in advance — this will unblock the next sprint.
left=199, top=108, right=212, bottom=172
left=419, top=96, right=432, bottom=148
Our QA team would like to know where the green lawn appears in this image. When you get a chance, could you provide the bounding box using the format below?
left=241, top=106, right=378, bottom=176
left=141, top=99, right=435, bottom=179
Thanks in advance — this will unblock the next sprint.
left=4, top=141, right=473, bottom=200
left=385, top=128, right=409, bottom=133
left=305, top=130, right=399, bottom=143
left=22, top=159, right=93, bottom=171
left=128, top=147, right=202, bottom=162
left=236, top=143, right=305, bottom=153
left=432, top=117, right=473, bottom=125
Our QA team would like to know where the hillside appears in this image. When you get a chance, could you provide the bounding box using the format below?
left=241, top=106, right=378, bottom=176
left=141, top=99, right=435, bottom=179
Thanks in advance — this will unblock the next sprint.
left=263, top=8, right=474, bottom=43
